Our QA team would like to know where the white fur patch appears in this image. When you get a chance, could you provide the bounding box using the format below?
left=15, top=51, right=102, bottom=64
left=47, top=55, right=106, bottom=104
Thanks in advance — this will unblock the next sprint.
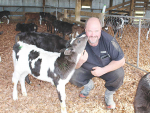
left=16, top=41, right=61, bottom=83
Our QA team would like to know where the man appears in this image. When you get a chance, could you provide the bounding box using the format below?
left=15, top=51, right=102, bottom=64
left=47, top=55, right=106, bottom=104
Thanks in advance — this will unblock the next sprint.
left=70, top=17, right=125, bottom=109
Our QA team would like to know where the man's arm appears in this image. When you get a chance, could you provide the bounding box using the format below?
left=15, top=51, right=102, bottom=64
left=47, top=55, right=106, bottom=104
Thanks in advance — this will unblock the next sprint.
left=91, top=57, right=125, bottom=77
left=75, top=50, right=88, bottom=69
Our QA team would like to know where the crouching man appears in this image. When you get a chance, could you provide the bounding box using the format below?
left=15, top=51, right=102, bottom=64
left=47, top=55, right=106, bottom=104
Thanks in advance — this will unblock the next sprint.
left=70, top=17, right=125, bottom=109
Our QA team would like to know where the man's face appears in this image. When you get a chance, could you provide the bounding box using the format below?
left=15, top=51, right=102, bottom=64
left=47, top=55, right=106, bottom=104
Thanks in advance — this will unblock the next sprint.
left=85, top=20, right=101, bottom=46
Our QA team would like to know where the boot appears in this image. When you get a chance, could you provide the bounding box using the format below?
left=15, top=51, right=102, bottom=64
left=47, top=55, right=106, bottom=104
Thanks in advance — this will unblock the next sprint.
left=79, top=79, right=94, bottom=98
left=105, top=89, right=116, bottom=109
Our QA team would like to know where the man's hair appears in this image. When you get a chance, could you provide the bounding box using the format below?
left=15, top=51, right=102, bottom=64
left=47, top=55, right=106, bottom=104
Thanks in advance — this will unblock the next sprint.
left=85, top=17, right=102, bottom=29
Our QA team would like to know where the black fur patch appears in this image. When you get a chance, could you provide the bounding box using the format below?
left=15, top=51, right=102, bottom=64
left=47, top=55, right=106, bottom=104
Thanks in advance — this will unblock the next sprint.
left=54, top=53, right=76, bottom=79
left=13, top=43, right=21, bottom=60
left=134, top=73, right=150, bottom=113
left=47, top=68, right=60, bottom=86
left=28, top=50, right=41, bottom=77
left=15, top=32, right=68, bottom=52
left=28, top=50, right=39, bottom=61
left=29, top=59, right=42, bottom=77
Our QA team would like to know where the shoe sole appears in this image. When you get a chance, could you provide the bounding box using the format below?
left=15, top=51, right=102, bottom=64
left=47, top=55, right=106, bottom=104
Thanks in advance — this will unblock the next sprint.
left=106, top=104, right=116, bottom=110
left=79, top=93, right=87, bottom=98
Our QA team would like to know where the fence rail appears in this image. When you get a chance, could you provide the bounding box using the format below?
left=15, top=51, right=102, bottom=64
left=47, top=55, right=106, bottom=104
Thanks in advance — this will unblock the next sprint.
left=104, top=15, right=150, bottom=73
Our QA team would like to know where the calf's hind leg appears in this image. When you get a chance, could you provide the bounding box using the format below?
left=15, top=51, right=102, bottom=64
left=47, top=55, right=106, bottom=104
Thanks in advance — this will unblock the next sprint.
left=19, top=74, right=28, bottom=97
left=12, top=72, right=20, bottom=100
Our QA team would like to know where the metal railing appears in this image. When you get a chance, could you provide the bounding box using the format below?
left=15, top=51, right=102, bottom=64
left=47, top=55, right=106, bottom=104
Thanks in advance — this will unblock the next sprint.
left=104, top=15, right=150, bottom=73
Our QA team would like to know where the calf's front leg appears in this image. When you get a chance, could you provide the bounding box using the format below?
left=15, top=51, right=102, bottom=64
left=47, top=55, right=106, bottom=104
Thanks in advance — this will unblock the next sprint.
left=56, top=82, right=67, bottom=113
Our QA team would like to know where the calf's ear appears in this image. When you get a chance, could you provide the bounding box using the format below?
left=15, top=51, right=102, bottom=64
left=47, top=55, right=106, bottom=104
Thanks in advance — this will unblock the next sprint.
left=64, top=49, right=72, bottom=55
left=59, top=48, right=73, bottom=55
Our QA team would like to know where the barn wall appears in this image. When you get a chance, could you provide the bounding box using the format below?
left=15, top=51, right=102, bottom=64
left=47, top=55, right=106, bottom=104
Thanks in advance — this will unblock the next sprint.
left=0, top=0, right=129, bottom=13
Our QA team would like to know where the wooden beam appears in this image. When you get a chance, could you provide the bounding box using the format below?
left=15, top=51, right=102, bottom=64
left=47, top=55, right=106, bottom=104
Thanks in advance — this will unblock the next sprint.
left=109, top=10, right=129, bottom=15
left=134, top=3, right=146, bottom=6
left=134, top=14, right=145, bottom=16
left=63, top=18, right=85, bottom=26
left=75, top=0, right=81, bottom=21
left=109, top=10, right=129, bottom=13
left=106, top=1, right=130, bottom=12
left=67, top=10, right=104, bottom=19
left=135, top=0, right=145, bottom=1
left=130, top=0, right=134, bottom=16
left=134, top=7, right=145, bottom=10
left=10, top=12, right=25, bottom=15
left=117, top=5, right=130, bottom=11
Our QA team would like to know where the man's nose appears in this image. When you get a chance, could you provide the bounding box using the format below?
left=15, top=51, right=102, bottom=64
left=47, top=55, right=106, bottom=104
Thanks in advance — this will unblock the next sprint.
left=91, top=31, right=96, bottom=36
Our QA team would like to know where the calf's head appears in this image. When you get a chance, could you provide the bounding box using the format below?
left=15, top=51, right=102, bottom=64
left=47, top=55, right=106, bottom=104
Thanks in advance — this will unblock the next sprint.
left=63, top=34, right=88, bottom=55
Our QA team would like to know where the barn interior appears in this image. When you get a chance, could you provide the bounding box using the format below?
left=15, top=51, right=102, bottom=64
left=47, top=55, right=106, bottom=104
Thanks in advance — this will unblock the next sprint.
left=0, top=0, right=150, bottom=113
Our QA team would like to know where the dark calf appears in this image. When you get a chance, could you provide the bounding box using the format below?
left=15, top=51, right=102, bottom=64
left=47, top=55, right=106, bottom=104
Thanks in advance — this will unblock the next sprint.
left=52, top=11, right=64, bottom=21
left=15, top=32, right=70, bottom=52
left=40, top=12, right=56, bottom=33
left=134, top=73, right=150, bottom=113
left=53, top=20, right=74, bottom=39
left=16, top=23, right=38, bottom=32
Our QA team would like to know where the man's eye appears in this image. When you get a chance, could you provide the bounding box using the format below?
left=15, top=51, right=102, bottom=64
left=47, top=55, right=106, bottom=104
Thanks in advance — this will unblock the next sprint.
left=78, top=40, right=80, bottom=43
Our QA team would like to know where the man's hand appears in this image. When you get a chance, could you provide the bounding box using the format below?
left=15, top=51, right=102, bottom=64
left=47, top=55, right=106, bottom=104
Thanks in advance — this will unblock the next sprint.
left=75, top=50, right=88, bottom=69
left=79, top=50, right=88, bottom=63
left=91, top=58, right=125, bottom=77
left=91, top=67, right=106, bottom=77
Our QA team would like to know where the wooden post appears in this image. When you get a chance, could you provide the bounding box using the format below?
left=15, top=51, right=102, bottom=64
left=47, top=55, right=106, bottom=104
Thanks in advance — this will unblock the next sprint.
left=130, top=0, right=134, bottom=16
left=99, top=13, right=104, bottom=27
left=145, top=0, right=149, bottom=10
left=64, top=9, right=68, bottom=18
left=43, top=0, right=45, bottom=12
left=75, top=0, right=81, bottom=21
left=109, top=0, right=113, bottom=14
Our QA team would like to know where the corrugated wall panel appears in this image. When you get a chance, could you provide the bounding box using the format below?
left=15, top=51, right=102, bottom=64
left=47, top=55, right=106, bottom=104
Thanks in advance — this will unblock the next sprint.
left=92, top=0, right=109, bottom=13
left=46, top=0, right=58, bottom=7
left=113, top=0, right=123, bottom=6
left=70, top=0, right=75, bottom=8
left=59, top=0, right=69, bottom=8
left=0, top=0, right=129, bottom=13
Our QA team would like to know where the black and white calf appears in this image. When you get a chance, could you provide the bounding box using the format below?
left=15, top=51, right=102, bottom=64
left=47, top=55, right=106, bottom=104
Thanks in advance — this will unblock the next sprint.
left=104, top=17, right=124, bottom=39
left=12, top=33, right=87, bottom=113
left=0, top=11, right=10, bottom=24
left=134, top=73, right=150, bottom=113
left=15, top=32, right=72, bottom=84
left=16, top=23, right=38, bottom=32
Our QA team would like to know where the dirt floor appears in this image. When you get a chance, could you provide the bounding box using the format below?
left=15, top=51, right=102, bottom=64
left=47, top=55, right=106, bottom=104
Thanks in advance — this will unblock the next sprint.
left=0, top=22, right=149, bottom=113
